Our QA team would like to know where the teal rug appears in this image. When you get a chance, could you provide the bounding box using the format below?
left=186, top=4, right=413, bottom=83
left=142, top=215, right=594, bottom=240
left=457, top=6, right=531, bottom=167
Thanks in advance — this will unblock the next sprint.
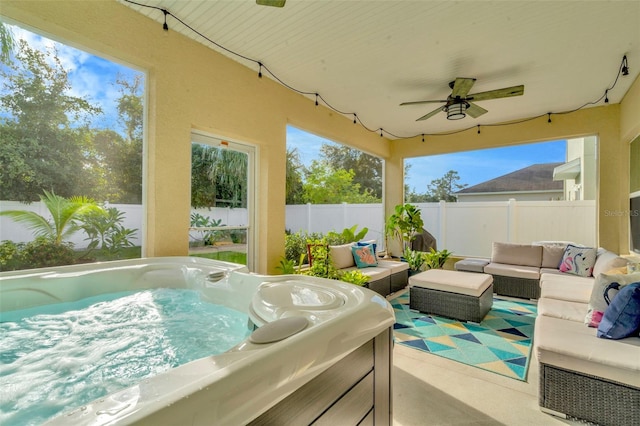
left=391, top=292, right=537, bottom=381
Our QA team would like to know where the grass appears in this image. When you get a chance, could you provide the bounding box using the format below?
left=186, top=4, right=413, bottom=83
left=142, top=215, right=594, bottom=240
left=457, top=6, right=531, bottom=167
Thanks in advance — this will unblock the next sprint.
left=189, top=251, right=247, bottom=265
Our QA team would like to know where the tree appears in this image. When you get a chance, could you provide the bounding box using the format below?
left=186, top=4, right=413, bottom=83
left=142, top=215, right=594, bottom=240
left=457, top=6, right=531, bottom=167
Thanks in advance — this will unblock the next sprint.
left=190, top=143, right=247, bottom=208
left=319, top=144, right=382, bottom=200
left=0, top=190, right=102, bottom=245
left=0, top=39, right=102, bottom=201
left=286, top=147, right=305, bottom=204
left=91, top=75, right=144, bottom=204
left=303, top=160, right=379, bottom=204
left=0, top=23, right=15, bottom=64
left=425, top=170, right=468, bottom=202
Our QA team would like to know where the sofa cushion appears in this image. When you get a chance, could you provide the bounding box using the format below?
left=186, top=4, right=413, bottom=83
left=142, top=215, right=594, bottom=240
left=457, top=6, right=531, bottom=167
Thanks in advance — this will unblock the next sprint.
left=539, top=243, right=568, bottom=268
left=534, top=314, right=640, bottom=387
left=539, top=273, right=594, bottom=303
left=376, top=259, right=409, bottom=274
left=596, top=282, right=640, bottom=339
left=491, top=242, right=542, bottom=267
left=329, top=243, right=356, bottom=269
left=342, top=266, right=390, bottom=280
left=484, top=262, right=540, bottom=280
left=592, top=249, right=629, bottom=277
left=351, top=244, right=378, bottom=268
left=585, top=272, right=640, bottom=327
left=538, top=297, right=588, bottom=322
left=559, top=244, right=597, bottom=277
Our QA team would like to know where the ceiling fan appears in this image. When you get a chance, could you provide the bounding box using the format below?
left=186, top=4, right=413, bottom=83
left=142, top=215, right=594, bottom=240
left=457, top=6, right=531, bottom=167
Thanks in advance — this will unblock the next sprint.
left=400, top=78, right=524, bottom=121
left=256, top=0, right=286, bottom=7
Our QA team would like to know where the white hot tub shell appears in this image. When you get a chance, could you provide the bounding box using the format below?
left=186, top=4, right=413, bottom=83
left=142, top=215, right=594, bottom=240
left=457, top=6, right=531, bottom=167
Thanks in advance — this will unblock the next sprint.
left=0, top=257, right=395, bottom=425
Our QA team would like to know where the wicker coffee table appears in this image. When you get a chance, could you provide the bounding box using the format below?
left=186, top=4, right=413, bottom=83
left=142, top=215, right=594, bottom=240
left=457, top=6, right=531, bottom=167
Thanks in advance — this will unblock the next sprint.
left=408, top=269, right=493, bottom=322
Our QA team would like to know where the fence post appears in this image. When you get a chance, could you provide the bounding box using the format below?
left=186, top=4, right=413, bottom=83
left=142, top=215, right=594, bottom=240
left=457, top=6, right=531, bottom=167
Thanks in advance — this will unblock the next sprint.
left=438, top=200, right=446, bottom=249
left=306, top=203, right=312, bottom=233
left=507, top=198, right=517, bottom=242
left=342, top=202, right=348, bottom=231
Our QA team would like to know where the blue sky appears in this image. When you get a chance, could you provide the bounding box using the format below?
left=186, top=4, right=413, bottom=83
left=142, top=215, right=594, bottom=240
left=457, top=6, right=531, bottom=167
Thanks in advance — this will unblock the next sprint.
left=287, top=125, right=566, bottom=193
left=4, top=23, right=142, bottom=132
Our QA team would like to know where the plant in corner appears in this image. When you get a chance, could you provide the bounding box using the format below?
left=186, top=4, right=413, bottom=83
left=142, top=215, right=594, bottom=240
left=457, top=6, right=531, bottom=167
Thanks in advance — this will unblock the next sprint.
left=423, top=248, right=452, bottom=270
left=385, top=203, right=424, bottom=256
left=403, top=248, right=426, bottom=275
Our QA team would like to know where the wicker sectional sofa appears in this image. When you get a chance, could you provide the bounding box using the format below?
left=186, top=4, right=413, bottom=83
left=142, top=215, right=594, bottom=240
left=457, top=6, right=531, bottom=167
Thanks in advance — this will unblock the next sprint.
left=460, top=241, right=640, bottom=424
left=327, top=242, right=409, bottom=297
left=535, top=269, right=640, bottom=425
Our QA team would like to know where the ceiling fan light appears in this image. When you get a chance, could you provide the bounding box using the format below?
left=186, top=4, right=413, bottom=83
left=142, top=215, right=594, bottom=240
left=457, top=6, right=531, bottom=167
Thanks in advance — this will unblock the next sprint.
left=447, top=103, right=466, bottom=120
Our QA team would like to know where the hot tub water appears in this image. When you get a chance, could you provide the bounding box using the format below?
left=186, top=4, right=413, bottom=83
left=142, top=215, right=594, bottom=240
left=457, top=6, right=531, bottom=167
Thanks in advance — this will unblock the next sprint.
left=0, top=288, right=251, bottom=425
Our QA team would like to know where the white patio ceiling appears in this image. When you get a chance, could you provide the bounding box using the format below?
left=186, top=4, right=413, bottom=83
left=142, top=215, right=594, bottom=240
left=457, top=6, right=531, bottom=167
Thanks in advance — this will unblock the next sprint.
left=120, top=0, right=640, bottom=139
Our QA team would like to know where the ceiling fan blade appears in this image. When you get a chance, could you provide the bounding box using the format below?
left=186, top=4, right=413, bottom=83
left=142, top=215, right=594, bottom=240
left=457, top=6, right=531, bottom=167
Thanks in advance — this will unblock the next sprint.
left=451, top=78, right=476, bottom=98
left=466, top=102, right=488, bottom=118
left=400, top=99, right=447, bottom=106
left=467, top=85, right=524, bottom=102
left=256, top=0, right=286, bottom=7
left=416, top=106, right=443, bottom=121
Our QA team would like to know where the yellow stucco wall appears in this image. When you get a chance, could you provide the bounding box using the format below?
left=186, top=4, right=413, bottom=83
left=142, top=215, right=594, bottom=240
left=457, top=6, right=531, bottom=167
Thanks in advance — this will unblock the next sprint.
left=1, top=0, right=389, bottom=274
left=2, top=0, right=638, bottom=269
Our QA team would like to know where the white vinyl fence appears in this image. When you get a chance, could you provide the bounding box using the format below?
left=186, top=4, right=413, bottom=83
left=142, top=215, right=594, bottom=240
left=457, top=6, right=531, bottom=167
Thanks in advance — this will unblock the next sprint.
left=285, top=200, right=596, bottom=257
left=1, top=200, right=596, bottom=258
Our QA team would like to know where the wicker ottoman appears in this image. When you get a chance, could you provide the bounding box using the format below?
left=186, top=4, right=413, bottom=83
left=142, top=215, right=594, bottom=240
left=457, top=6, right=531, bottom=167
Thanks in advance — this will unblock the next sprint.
left=408, top=269, right=493, bottom=322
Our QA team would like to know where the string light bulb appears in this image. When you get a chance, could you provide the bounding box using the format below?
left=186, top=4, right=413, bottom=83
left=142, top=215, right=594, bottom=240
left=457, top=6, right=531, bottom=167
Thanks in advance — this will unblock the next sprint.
left=604, top=89, right=609, bottom=103
left=422, top=134, right=425, bottom=143
left=162, top=9, right=169, bottom=31
left=477, top=125, right=480, bottom=134
left=315, top=93, right=319, bottom=106
left=548, top=113, right=552, bottom=123
left=258, top=63, right=263, bottom=78
left=353, top=114, right=357, bottom=124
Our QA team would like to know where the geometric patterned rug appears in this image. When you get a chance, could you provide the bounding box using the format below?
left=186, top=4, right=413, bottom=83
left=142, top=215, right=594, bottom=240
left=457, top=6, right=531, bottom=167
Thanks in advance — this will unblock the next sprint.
left=391, top=292, right=537, bottom=381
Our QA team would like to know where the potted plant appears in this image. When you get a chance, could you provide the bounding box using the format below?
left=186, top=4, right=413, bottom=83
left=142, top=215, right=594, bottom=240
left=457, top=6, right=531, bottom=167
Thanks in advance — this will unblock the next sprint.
left=403, top=248, right=426, bottom=276
left=423, top=248, right=452, bottom=270
left=385, top=203, right=424, bottom=256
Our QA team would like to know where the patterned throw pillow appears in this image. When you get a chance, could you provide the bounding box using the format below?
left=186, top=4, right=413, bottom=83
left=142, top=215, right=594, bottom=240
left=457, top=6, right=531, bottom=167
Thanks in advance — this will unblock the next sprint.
left=558, top=244, right=597, bottom=277
left=351, top=244, right=378, bottom=268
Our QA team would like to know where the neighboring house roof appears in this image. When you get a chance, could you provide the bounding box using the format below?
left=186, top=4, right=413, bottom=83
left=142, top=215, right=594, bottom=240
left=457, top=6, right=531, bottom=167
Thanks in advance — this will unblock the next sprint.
left=456, top=163, right=564, bottom=194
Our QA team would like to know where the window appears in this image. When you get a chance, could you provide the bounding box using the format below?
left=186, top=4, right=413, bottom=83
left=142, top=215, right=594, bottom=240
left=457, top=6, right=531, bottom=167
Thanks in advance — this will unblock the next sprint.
left=0, top=22, right=145, bottom=271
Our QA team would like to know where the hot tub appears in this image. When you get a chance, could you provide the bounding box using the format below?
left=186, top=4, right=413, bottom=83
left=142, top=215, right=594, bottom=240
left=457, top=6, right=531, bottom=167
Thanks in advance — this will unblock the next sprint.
left=0, top=257, right=395, bottom=425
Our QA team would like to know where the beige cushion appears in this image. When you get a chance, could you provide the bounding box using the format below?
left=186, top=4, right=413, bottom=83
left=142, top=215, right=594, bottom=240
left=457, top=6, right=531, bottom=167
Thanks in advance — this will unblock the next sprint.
left=491, top=242, right=542, bottom=267
left=539, top=273, right=594, bottom=303
left=484, top=262, right=540, bottom=280
left=592, top=249, right=629, bottom=277
left=328, top=243, right=355, bottom=269
left=535, top=315, right=640, bottom=387
left=538, top=297, right=588, bottom=322
left=342, top=266, right=390, bottom=280
left=409, top=269, right=493, bottom=297
left=539, top=267, right=565, bottom=276
left=540, top=244, right=567, bottom=268
left=376, top=260, right=409, bottom=274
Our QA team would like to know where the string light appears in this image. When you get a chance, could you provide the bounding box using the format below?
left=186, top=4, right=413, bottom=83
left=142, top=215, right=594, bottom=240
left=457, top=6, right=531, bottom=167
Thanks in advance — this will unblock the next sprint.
left=123, top=0, right=630, bottom=142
